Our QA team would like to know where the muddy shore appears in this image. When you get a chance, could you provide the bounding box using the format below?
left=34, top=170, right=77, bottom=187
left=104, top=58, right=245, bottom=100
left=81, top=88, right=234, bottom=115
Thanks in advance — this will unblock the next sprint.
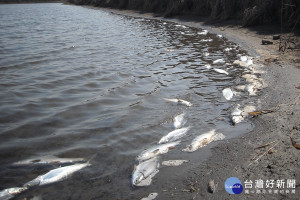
left=84, top=6, right=300, bottom=199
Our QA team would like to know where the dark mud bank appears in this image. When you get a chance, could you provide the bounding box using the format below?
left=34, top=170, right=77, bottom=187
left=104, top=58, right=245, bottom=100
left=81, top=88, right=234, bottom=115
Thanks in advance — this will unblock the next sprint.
left=68, top=0, right=300, bottom=28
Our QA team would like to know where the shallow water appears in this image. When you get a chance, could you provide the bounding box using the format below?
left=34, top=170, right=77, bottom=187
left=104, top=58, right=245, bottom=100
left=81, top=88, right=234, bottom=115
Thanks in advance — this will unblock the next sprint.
left=0, top=3, right=256, bottom=199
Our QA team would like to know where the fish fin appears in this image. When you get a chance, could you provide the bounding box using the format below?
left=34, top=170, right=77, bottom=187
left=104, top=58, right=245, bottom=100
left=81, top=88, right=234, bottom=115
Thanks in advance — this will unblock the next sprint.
left=86, top=154, right=97, bottom=165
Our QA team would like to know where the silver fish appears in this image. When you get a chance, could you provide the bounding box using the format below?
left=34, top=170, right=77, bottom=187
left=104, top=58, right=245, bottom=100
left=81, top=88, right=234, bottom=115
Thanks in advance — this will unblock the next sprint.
left=137, top=141, right=180, bottom=162
left=205, top=64, right=212, bottom=69
left=213, top=58, right=225, bottom=64
left=201, top=39, right=213, bottom=42
left=164, top=98, right=192, bottom=107
left=132, top=158, right=160, bottom=187
left=197, top=30, right=208, bottom=35
left=158, top=127, right=190, bottom=144
left=13, top=156, right=85, bottom=166
left=213, top=68, right=229, bottom=75
left=182, top=130, right=216, bottom=152
left=173, top=113, right=186, bottom=129
left=0, top=187, right=26, bottom=200
left=141, top=193, right=158, bottom=200
left=24, top=163, right=90, bottom=187
left=162, top=160, right=189, bottom=166
left=222, top=88, right=233, bottom=100
left=233, top=60, right=249, bottom=67
left=240, top=56, right=248, bottom=62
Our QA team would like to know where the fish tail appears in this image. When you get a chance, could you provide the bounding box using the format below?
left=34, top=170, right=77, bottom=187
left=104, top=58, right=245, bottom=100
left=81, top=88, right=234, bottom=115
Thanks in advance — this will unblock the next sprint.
left=87, top=154, right=97, bottom=165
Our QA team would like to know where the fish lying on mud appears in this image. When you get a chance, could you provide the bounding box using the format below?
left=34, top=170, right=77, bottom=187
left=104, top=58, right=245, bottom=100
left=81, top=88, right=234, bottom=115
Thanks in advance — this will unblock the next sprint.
left=222, top=88, right=234, bottom=100
left=163, top=98, right=192, bottom=107
left=197, top=30, right=208, bottom=35
left=245, top=84, right=256, bottom=96
left=201, top=39, right=213, bottom=42
left=240, top=56, right=248, bottom=62
left=137, top=141, right=181, bottom=162
left=182, top=130, right=225, bottom=152
left=213, top=68, right=229, bottom=75
left=162, top=160, right=189, bottom=166
left=24, top=163, right=90, bottom=187
left=235, top=84, right=257, bottom=96
left=172, top=113, right=186, bottom=129
left=158, top=127, right=190, bottom=144
left=233, top=60, right=249, bottom=68
left=132, top=158, right=160, bottom=187
left=0, top=187, right=27, bottom=200
left=141, top=193, right=158, bottom=200
left=230, top=106, right=244, bottom=125
left=12, top=156, right=85, bottom=166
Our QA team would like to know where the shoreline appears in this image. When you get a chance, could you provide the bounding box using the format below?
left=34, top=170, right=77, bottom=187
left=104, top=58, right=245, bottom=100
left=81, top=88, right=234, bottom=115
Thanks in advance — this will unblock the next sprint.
left=96, top=7, right=300, bottom=199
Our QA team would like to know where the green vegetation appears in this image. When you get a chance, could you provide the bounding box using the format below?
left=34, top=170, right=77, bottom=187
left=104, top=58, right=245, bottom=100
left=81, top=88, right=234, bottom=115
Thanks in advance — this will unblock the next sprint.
left=67, top=0, right=300, bottom=28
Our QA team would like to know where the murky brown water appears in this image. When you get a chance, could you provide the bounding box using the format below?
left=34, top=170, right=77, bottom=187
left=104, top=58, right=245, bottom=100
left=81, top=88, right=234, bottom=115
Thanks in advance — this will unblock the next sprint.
left=0, top=3, right=255, bottom=200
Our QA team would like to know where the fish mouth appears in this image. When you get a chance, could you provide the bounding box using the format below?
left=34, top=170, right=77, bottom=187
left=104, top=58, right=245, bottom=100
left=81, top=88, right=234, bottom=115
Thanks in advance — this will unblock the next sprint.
left=132, top=172, right=144, bottom=187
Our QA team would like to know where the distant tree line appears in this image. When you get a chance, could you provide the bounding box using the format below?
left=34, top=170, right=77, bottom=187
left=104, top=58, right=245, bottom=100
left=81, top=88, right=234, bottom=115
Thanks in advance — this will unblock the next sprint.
left=67, top=0, right=300, bottom=29
left=0, top=0, right=61, bottom=3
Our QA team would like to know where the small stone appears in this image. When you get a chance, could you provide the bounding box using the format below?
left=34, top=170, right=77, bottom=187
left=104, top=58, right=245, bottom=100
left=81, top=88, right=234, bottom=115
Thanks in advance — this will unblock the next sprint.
left=207, top=180, right=216, bottom=193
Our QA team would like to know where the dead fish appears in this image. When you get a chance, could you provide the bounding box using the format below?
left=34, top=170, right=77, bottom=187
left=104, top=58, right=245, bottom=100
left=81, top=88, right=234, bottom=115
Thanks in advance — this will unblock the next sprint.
left=240, top=56, right=248, bottom=62
left=204, top=52, right=210, bottom=56
left=235, top=85, right=246, bottom=91
left=222, top=88, right=233, bottom=100
left=137, top=141, right=181, bottom=162
left=213, top=58, right=225, bottom=64
left=182, top=130, right=216, bottom=152
left=24, top=163, right=90, bottom=187
left=231, top=106, right=244, bottom=125
left=233, top=60, right=248, bottom=67
left=175, top=24, right=186, bottom=28
left=197, top=30, right=208, bottom=35
left=245, top=84, right=256, bottom=96
left=213, top=68, right=229, bottom=75
left=247, top=59, right=253, bottom=66
left=141, top=193, right=158, bottom=200
left=158, top=127, right=190, bottom=144
left=163, top=98, right=192, bottom=107
left=12, top=156, right=85, bottom=166
left=132, top=158, right=159, bottom=187
left=201, top=39, right=213, bottom=42
left=173, top=113, right=186, bottom=129
left=205, top=64, right=212, bottom=69
left=162, top=160, right=189, bottom=166
left=0, top=187, right=27, bottom=200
